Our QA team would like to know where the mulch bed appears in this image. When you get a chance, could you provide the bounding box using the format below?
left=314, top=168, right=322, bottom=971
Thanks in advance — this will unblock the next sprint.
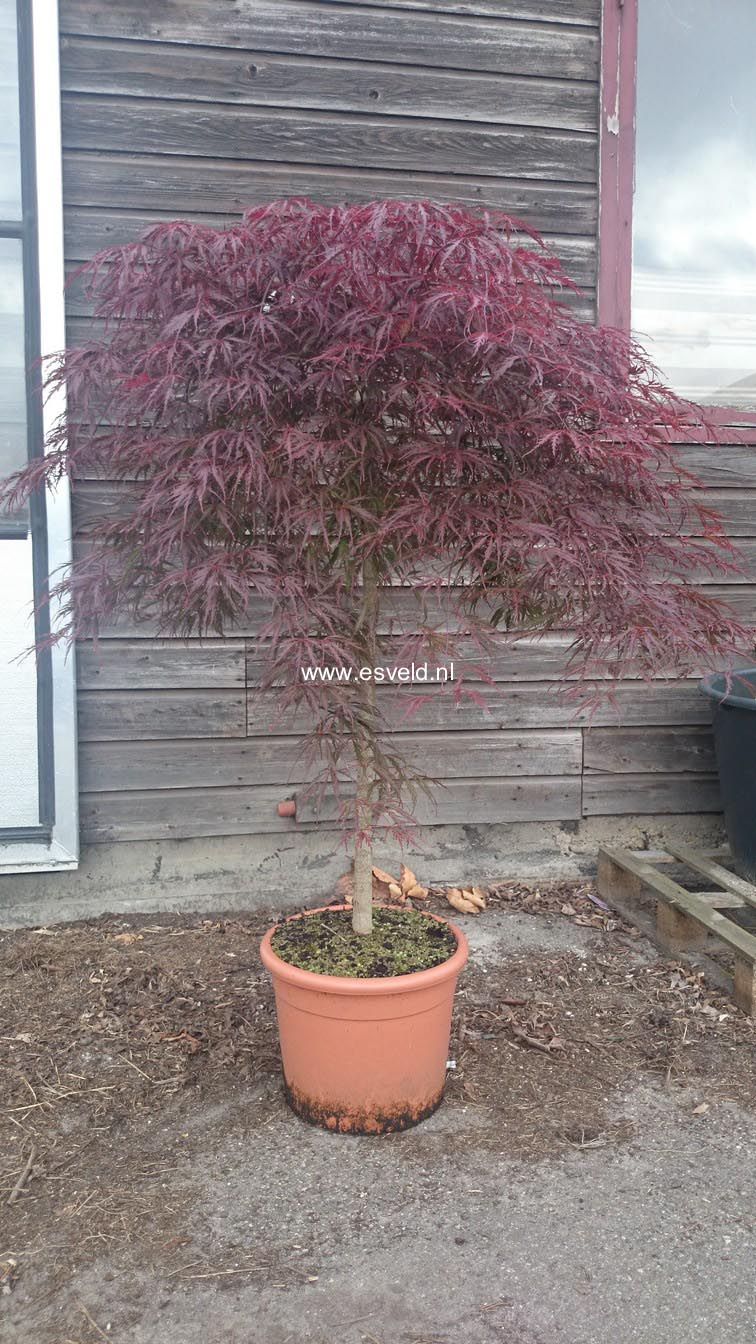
left=2, top=880, right=756, bottom=1332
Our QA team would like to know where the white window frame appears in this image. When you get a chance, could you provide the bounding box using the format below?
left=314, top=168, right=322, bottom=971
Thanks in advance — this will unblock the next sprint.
left=0, top=0, right=78, bottom=873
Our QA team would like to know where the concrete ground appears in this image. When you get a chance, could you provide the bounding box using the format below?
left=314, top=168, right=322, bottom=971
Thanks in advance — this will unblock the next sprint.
left=70, top=1081, right=754, bottom=1344
left=3, top=905, right=755, bottom=1344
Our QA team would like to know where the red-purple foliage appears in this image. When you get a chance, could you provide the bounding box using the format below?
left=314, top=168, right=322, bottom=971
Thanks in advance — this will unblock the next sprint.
left=0, top=197, right=748, bottom=845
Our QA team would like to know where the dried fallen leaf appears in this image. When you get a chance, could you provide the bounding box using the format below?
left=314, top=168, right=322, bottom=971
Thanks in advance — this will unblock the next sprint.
left=561, top=903, right=577, bottom=917
left=113, top=932, right=141, bottom=945
left=399, top=864, right=418, bottom=896
left=372, top=866, right=396, bottom=887
left=406, top=883, right=429, bottom=901
left=692, top=1102, right=710, bottom=1116
left=446, top=888, right=479, bottom=916
left=388, top=882, right=404, bottom=902
left=334, top=869, right=354, bottom=904
left=458, top=888, right=486, bottom=912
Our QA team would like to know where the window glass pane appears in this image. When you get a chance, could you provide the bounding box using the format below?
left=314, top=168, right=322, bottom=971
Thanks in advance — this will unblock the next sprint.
left=0, top=2, right=39, bottom=828
left=0, top=0, right=21, bottom=219
left=633, top=0, right=756, bottom=409
left=0, top=536, right=39, bottom=825
left=0, top=236, right=26, bottom=528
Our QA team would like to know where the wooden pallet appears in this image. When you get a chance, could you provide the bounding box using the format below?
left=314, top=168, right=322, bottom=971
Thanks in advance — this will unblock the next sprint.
left=597, top=843, right=756, bottom=1015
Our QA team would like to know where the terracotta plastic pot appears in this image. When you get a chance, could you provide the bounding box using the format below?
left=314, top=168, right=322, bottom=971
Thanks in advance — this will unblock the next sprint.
left=259, top=905, right=468, bottom=1135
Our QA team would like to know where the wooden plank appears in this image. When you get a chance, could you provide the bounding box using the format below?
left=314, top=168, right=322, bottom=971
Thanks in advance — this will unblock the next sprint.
left=695, top=585, right=756, bottom=621
left=597, top=850, right=742, bottom=908
left=677, top=538, right=756, bottom=584
left=61, top=99, right=597, bottom=184
left=245, top=632, right=749, bottom=687
left=598, top=846, right=756, bottom=962
left=63, top=275, right=596, bottom=326
left=733, top=958, right=756, bottom=1015
left=59, top=3, right=600, bottom=81
left=671, top=445, right=756, bottom=488
left=76, top=638, right=246, bottom=689
left=583, top=726, right=716, bottom=776
left=71, top=479, right=141, bottom=533
left=678, top=489, right=756, bottom=537
left=76, top=575, right=580, bottom=641
left=77, top=689, right=246, bottom=740
left=79, top=783, right=294, bottom=841
left=656, top=901, right=711, bottom=952
left=297, top=773, right=583, bottom=826
left=583, top=774, right=722, bottom=817
left=596, top=848, right=643, bottom=905
left=84, top=572, right=740, bottom=657
left=63, top=207, right=596, bottom=285
left=62, top=152, right=598, bottom=236
left=295, top=1, right=600, bottom=24
left=247, top=633, right=577, bottom=686
left=246, top=682, right=711, bottom=733
left=78, top=727, right=582, bottom=792
left=407, top=775, right=574, bottom=827
left=688, top=890, right=744, bottom=910
left=64, top=481, right=756, bottom=545
left=79, top=773, right=582, bottom=842
left=60, top=35, right=598, bottom=133
left=662, top=843, right=756, bottom=912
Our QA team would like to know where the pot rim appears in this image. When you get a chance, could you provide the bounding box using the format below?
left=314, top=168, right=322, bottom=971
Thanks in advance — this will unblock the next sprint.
left=700, top=668, right=756, bottom=712
left=259, top=903, right=469, bottom=996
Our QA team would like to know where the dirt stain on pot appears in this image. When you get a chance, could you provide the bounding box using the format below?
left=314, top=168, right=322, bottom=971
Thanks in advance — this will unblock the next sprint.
left=283, top=1078, right=445, bottom=1134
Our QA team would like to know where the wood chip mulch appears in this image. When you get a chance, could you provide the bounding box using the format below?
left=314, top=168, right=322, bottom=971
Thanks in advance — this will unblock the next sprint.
left=1, top=881, right=756, bottom=1318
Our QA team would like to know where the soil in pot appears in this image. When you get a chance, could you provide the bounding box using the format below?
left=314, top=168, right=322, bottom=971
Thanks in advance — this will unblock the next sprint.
left=270, top=906, right=456, bottom=978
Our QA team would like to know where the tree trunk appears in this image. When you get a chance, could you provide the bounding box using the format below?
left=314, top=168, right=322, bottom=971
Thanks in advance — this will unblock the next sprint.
left=351, top=555, right=379, bottom=936
left=351, top=751, right=374, bottom=935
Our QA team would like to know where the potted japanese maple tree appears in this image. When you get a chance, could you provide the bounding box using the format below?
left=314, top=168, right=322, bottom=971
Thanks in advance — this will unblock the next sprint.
left=1, top=199, right=746, bottom=1133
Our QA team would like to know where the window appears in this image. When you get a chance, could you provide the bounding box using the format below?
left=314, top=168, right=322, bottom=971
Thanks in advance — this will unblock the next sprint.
left=633, top=1, right=756, bottom=410
left=0, top=0, right=77, bottom=871
left=599, top=0, right=756, bottom=427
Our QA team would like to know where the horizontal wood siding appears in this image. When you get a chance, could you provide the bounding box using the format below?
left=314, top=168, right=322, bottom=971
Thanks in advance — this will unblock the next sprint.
left=59, top=0, right=749, bottom=845
left=62, top=156, right=597, bottom=237
left=59, top=3, right=599, bottom=77
left=78, top=730, right=583, bottom=792
left=60, top=37, right=598, bottom=131
left=60, top=0, right=600, bottom=353
left=582, top=774, right=722, bottom=818
left=79, top=776, right=583, bottom=843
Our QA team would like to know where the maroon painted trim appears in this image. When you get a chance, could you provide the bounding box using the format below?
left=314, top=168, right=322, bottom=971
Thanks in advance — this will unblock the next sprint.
left=662, top=422, right=756, bottom=447
left=597, top=0, right=637, bottom=330
left=704, top=409, right=756, bottom=435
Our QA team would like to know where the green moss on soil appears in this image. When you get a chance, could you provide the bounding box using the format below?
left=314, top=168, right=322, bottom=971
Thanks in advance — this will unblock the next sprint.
left=270, top=908, right=457, bottom=978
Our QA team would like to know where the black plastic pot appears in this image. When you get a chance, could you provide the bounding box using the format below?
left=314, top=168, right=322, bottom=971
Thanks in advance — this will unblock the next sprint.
left=700, top=669, right=756, bottom=881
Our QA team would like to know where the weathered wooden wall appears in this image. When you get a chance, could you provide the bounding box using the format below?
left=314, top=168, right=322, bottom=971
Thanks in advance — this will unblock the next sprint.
left=58, top=0, right=756, bottom=845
